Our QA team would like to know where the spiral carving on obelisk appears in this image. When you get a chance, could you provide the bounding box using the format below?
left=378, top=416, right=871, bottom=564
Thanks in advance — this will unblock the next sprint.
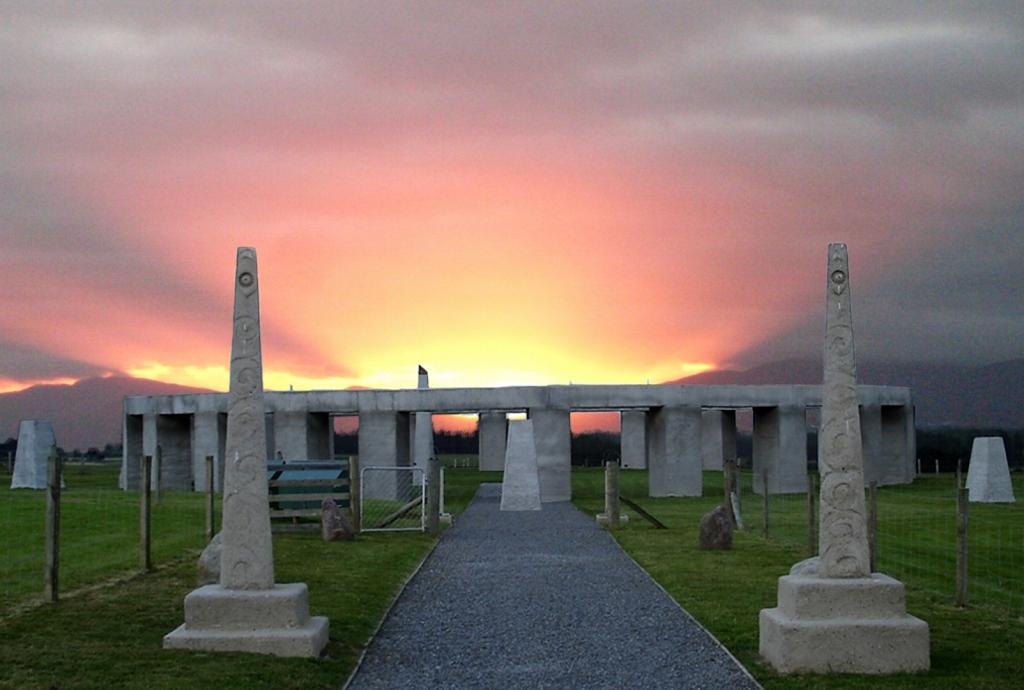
left=818, top=244, right=870, bottom=578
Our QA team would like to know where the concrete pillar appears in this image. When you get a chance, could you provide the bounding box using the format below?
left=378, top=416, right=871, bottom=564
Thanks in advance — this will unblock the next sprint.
left=753, top=405, right=807, bottom=495
left=156, top=414, right=192, bottom=491
left=273, top=411, right=307, bottom=460
left=646, top=405, right=702, bottom=497
left=217, top=413, right=227, bottom=490
left=307, top=412, right=331, bottom=460
left=412, top=366, right=434, bottom=470
left=121, top=414, right=144, bottom=490
left=859, top=404, right=883, bottom=486
left=264, top=413, right=275, bottom=463
left=478, top=412, right=507, bottom=472
left=620, top=410, right=646, bottom=469
left=358, top=411, right=412, bottom=499
left=528, top=407, right=571, bottom=502
left=412, top=413, right=434, bottom=470
left=192, top=412, right=220, bottom=493
left=273, top=411, right=332, bottom=460
left=143, top=413, right=158, bottom=460
left=701, top=409, right=737, bottom=470
left=880, top=405, right=914, bottom=485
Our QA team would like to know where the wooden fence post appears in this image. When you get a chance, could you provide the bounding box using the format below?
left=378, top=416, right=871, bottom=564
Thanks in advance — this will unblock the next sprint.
left=140, top=455, right=152, bottom=573
left=604, top=460, right=621, bottom=528
left=425, top=456, right=441, bottom=536
left=867, top=480, right=878, bottom=572
left=807, top=473, right=818, bottom=557
left=761, top=469, right=769, bottom=539
left=733, top=466, right=744, bottom=530
left=723, top=459, right=737, bottom=527
left=44, top=446, right=61, bottom=603
left=153, top=445, right=162, bottom=506
left=205, top=455, right=215, bottom=542
left=349, top=456, right=361, bottom=533
left=956, top=486, right=969, bottom=607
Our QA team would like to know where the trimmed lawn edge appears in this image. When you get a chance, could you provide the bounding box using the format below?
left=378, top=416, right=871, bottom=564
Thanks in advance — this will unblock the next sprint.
left=605, top=527, right=764, bottom=689
left=340, top=528, right=443, bottom=690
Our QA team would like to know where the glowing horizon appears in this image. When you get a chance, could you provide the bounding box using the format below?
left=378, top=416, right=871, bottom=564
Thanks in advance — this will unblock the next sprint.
left=3, top=4, right=1023, bottom=418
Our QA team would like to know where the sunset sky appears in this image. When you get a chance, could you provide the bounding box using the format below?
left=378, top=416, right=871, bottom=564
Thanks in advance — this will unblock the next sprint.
left=2, top=3, right=1023, bottom=398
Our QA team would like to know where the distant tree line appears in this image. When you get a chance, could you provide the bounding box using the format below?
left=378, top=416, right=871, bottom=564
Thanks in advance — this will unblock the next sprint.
left=331, top=427, right=1022, bottom=471
left=0, top=438, right=123, bottom=463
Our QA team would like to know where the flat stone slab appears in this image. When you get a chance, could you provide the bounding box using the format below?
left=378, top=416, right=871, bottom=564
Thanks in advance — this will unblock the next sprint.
left=164, top=616, right=328, bottom=658
left=347, top=484, right=759, bottom=689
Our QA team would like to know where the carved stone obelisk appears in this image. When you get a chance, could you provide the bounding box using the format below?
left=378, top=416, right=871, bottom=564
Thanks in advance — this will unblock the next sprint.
left=164, top=248, right=329, bottom=657
left=759, top=244, right=929, bottom=674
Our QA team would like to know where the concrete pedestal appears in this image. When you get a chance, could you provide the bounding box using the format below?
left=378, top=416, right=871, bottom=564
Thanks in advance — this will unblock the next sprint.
left=163, top=583, right=328, bottom=657
left=759, top=571, right=929, bottom=674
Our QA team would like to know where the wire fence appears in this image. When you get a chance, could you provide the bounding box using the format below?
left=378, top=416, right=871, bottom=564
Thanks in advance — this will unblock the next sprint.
left=0, top=458, right=216, bottom=615
left=360, top=466, right=424, bottom=532
left=750, top=470, right=1024, bottom=619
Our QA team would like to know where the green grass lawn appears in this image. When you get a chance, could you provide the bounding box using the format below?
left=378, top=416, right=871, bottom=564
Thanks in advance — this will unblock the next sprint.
left=0, top=530, right=434, bottom=690
left=3, top=460, right=1021, bottom=688
left=1, top=462, right=217, bottom=612
left=571, top=467, right=1024, bottom=690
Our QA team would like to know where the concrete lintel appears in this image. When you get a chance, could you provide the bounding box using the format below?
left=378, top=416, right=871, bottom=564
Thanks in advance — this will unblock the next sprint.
left=124, top=383, right=913, bottom=417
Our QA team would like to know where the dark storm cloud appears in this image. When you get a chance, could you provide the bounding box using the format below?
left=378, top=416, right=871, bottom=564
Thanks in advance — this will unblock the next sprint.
left=0, top=341, right=107, bottom=381
left=1, top=1, right=1023, bottom=372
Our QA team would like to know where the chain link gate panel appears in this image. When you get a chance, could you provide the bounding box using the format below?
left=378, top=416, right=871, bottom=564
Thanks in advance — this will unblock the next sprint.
left=360, top=466, right=425, bottom=532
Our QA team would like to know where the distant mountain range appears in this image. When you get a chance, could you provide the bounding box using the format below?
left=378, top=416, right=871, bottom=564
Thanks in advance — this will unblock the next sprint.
left=1, top=359, right=1021, bottom=449
left=674, top=358, right=1024, bottom=429
left=0, top=377, right=213, bottom=450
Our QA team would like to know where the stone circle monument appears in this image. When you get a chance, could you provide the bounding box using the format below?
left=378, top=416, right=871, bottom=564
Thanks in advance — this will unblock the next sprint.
left=163, top=247, right=329, bottom=657
left=10, top=419, right=57, bottom=490
left=758, top=243, right=929, bottom=674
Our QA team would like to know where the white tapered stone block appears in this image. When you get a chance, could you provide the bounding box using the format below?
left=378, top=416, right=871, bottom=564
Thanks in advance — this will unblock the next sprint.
left=967, top=437, right=1015, bottom=503
left=500, top=420, right=541, bottom=511
left=10, top=420, right=57, bottom=490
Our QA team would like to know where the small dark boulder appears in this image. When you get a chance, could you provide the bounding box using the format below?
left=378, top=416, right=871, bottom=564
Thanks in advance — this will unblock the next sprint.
left=321, top=498, right=356, bottom=541
left=699, top=505, right=733, bottom=550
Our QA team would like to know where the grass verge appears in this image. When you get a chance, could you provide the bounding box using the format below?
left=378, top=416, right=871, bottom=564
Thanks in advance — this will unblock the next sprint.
left=572, top=467, right=1024, bottom=690
left=0, top=528, right=434, bottom=689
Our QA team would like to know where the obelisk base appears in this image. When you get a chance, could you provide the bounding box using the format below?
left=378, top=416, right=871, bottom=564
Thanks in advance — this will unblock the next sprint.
left=759, top=570, right=929, bottom=674
left=163, top=583, right=328, bottom=658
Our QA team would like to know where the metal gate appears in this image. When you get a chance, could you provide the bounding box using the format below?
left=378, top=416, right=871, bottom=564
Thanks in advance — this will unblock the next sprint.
left=360, top=466, right=425, bottom=532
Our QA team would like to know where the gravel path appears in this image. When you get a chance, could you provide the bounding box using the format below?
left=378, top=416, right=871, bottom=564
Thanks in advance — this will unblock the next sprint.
left=346, top=484, right=761, bottom=689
